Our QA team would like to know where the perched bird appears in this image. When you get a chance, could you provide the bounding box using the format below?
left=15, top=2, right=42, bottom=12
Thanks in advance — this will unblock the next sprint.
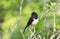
left=23, top=12, right=38, bottom=33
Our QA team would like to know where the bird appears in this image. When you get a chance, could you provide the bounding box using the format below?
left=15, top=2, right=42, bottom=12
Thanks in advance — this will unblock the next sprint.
left=23, top=12, right=38, bottom=33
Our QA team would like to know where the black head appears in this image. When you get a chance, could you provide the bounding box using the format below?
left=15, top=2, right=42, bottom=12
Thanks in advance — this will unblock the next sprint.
left=31, top=12, right=38, bottom=19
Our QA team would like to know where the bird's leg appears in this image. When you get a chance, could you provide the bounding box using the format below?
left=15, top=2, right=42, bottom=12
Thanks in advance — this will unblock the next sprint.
left=34, top=26, right=35, bottom=33
left=32, top=25, right=36, bottom=33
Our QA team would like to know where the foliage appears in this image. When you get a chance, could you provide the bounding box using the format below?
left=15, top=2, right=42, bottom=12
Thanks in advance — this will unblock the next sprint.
left=0, top=0, right=60, bottom=39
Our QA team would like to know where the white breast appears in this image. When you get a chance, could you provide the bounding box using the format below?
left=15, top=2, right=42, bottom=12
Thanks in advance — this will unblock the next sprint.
left=32, top=19, right=38, bottom=26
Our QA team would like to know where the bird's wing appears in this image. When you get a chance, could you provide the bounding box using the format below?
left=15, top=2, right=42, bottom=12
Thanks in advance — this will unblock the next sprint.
left=27, top=17, right=33, bottom=26
left=23, top=17, right=33, bottom=33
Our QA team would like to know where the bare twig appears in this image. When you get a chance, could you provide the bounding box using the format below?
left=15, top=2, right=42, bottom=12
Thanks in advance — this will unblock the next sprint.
left=20, top=29, right=25, bottom=39
left=57, top=32, right=60, bottom=39
left=53, top=11, right=56, bottom=33
left=20, top=0, right=23, bottom=29
left=20, top=0, right=25, bottom=39
left=38, top=35, right=42, bottom=39
left=50, top=30, right=60, bottom=39
left=35, top=2, right=59, bottom=38
left=43, top=37, right=45, bottom=39
left=28, top=28, right=37, bottom=39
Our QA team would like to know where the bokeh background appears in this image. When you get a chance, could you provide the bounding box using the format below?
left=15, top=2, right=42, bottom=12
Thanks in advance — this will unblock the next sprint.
left=0, top=0, right=60, bottom=39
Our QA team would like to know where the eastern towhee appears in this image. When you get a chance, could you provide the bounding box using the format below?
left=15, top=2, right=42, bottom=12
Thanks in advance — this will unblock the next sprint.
left=23, top=12, right=38, bottom=33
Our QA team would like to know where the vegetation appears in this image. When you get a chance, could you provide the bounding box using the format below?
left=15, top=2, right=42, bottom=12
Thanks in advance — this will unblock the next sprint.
left=0, top=0, right=60, bottom=39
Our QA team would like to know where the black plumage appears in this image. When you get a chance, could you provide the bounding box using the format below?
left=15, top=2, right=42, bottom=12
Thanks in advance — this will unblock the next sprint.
left=23, top=12, right=38, bottom=33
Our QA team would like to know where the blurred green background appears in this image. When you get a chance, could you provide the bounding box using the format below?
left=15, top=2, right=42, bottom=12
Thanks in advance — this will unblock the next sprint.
left=0, top=0, right=60, bottom=39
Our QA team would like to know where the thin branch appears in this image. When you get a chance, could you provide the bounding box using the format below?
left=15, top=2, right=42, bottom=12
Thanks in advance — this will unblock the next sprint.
left=39, top=1, right=59, bottom=21
left=43, top=37, right=45, bottom=39
left=20, top=0, right=25, bottom=39
left=50, top=30, right=60, bottom=39
left=38, top=35, right=42, bottom=39
left=28, top=28, right=37, bottom=39
left=20, top=0, right=23, bottom=28
left=20, top=29, right=25, bottom=39
left=35, top=2, right=59, bottom=37
left=57, top=32, right=60, bottom=39
left=53, top=12, right=56, bottom=33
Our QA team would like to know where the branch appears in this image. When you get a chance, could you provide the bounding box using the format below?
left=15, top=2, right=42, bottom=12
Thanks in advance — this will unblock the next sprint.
left=50, top=30, right=60, bottom=39
left=56, top=33, right=60, bottom=39
left=38, top=35, right=42, bottom=39
left=20, top=29, right=25, bottom=39
left=20, top=0, right=23, bottom=28
left=36, top=2, right=58, bottom=37
left=28, top=28, right=37, bottom=39
left=39, top=2, right=58, bottom=21
left=53, top=11, right=56, bottom=33
left=20, top=0, right=25, bottom=39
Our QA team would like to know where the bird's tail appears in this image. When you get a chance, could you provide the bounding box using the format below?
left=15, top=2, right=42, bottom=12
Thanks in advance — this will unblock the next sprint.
left=23, top=25, right=28, bottom=33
